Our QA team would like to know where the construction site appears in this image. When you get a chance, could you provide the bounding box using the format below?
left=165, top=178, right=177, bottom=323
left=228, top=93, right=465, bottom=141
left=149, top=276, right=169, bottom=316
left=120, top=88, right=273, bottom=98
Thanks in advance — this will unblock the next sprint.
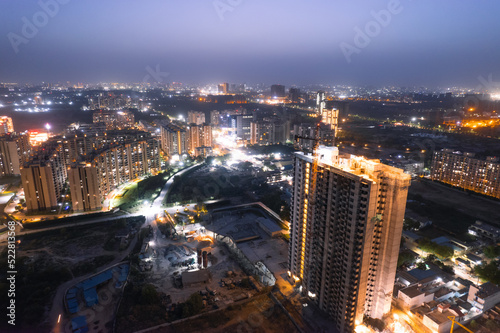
left=136, top=202, right=291, bottom=313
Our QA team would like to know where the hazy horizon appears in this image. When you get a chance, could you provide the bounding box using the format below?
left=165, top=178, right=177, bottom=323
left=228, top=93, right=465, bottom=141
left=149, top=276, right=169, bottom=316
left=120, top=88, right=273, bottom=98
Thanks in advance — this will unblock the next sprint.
left=1, top=0, right=500, bottom=88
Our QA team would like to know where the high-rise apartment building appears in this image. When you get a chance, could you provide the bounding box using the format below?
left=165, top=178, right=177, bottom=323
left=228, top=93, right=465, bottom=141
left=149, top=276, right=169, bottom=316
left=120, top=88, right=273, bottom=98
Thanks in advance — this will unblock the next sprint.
left=293, top=123, right=336, bottom=149
left=210, top=110, right=221, bottom=126
left=218, top=82, right=229, bottom=94
left=89, top=138, right=160, bottom=197
left=250, top=119, right=290, bottom=145
left=321, top=108, right=340, bottom=137
left=317, top=91, right=326, bottom=115
left=431, top=149, right=500, bottom=199
left=271, top=84, right=286, bottom=98
left=187, top=124, right=212, bottom=154
left=0, top=139, right=21, bottom=176
left=289, top=87, right=301, bottom=103
left=0, top=116, right=14, bottom=134
left=160, top=122, right=187, bottom=158
left=21, top=142, right=67, bottom=213
left=68, top=163, right=102, bottom=212
left=187, top=111, right=206, bottom=125
left=289, top=147, right=410, bottom=332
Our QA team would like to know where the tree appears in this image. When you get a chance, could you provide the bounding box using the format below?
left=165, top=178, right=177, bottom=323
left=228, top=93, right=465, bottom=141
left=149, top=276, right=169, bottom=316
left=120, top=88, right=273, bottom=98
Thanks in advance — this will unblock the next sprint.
left=426, top=254, right=438, bottom=262
left=398, top=251, right=416, bottom=267
left=403, top=218, right=420, bottom=231
left=184, top=293, right=203, bottom=316
left=484, top=245, right=500, bottom=259
left=417, top=262, right=427, bottom=270
left=140, top=285, right=160, bottom=304
left=475, top=261, right=500, bottom=285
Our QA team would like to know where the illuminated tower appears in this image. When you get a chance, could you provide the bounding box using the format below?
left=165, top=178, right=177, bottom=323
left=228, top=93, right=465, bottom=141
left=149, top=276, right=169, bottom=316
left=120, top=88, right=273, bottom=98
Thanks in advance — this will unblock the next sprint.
left=288, top=146, right=410, bottom=332
left=0, top=116, right=14, bottom=134
left=316, top=91, right=326, bottom=115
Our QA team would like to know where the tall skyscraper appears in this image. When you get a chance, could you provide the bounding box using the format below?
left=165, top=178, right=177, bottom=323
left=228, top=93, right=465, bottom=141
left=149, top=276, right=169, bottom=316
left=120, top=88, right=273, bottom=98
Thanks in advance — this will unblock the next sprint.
left=321, top=108, right=340, bottom=138
left=0, top=116, right=14, bottom=134
left=316, top=91, right=326, bottom=115
left=289, top=87, right=301, bottom=103
left=289, top=146, right=410, bottom=332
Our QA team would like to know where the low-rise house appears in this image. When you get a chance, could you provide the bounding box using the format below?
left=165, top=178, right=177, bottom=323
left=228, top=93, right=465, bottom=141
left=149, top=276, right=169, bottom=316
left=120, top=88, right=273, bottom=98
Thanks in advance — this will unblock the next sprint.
left=468, top=220, right=500, bottom=241
left=468, top=282, right=500, bottom=312
left=423, top=303, right=465, bottom=333
left=398, top=268, right=441, bottom=287
left=398, top=284, right=434, bottom=309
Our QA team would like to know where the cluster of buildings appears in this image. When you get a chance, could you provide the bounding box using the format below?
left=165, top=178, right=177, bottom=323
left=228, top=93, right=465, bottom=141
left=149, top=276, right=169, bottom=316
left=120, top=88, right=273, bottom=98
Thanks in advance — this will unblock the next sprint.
left=0, top=114, right=161, bottom=214
left=92, top=109, right=135, bottom=130
left=22, top=126, right=160, bottom=213
left=288, top=145, right=500, bottom=332
left=431, top=149, right=500, bottom=199
left=160, top=114, right=213, bottom=158
left=396, top=266, right=500, bottom=333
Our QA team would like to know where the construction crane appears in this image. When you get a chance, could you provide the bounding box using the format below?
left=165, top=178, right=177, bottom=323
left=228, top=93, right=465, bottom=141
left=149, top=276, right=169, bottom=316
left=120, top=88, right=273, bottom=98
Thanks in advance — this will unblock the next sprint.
left=448, top=316, right=474, bottom=333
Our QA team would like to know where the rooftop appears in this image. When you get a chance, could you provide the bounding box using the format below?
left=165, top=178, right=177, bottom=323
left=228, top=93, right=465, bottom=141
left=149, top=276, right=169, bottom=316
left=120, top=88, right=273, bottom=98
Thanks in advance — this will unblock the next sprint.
left=296, top=146, right=411, bottom=184
left=181, top=269, right=211, bottom=285
left=470, top=220, right=500, bottom=235
left=476, top=282, right=500, bottom=299
left=400, top=284, right=431, bottom=299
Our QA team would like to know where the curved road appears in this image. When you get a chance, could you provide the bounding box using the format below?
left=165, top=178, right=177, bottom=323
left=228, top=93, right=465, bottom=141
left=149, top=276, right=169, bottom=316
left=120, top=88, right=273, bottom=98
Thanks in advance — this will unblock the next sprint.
left=49, top=163, right=201, bottom=333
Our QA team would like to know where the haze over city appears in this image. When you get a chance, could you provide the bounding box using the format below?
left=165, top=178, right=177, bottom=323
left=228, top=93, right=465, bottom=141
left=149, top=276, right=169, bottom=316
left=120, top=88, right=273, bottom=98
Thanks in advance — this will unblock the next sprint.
left=1, top=0, right=500, bottom=87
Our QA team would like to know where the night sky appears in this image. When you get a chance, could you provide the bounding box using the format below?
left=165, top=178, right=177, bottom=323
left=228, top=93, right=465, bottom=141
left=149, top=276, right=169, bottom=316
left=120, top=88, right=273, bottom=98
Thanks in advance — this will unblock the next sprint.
left=1, top=0, right=499, bottom=87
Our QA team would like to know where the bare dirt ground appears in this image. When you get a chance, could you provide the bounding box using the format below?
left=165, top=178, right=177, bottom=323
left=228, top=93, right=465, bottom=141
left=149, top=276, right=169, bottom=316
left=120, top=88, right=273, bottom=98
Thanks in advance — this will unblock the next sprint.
left=409, top=179, right=500, bottom=226
left=148, top=293, right=299, bottom=333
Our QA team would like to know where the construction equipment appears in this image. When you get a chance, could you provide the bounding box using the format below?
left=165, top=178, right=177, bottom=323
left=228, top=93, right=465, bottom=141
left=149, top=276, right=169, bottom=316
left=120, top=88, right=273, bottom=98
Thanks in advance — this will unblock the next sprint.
left=448, top=316, right=474, bottom=333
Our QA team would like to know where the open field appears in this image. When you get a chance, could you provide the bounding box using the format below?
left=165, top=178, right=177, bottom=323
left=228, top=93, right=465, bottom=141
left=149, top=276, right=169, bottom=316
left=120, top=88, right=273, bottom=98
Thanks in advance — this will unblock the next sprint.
left=0, top=217, right=142, bottom=332
left=147, top=293, right=299, bottom=333
left=409, top=179, right=500, bottom=228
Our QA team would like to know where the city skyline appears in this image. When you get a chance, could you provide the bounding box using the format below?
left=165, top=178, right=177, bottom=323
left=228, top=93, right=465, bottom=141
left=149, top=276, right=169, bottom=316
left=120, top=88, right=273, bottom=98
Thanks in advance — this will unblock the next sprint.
left=1, top=0, right=500, bottom=87
left=2, top=2, right=500, bottom=333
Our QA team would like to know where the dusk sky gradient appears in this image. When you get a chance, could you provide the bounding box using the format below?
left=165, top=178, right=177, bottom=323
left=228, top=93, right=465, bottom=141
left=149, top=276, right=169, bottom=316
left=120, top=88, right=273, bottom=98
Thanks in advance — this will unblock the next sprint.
left=1, top=0, right=499, bottom=87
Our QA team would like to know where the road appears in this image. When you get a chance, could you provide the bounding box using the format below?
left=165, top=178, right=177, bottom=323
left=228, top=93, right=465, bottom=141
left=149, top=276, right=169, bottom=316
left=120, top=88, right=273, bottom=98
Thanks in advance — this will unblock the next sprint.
left=0, top=213, right=139, bottom=245
left=144, top=163, right=202, bottom=251
left=49, top=164, right=201, bottom=332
